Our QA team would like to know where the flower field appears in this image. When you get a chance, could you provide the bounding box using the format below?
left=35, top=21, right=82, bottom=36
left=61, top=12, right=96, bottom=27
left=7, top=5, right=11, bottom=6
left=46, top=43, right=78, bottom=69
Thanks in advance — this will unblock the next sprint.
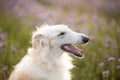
left=0, top=0, right=120, bottom=80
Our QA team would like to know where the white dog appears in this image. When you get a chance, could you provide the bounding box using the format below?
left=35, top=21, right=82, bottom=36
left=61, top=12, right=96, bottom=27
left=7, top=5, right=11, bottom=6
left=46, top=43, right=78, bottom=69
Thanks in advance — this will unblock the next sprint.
left=9, top=24, right=89, bottom=80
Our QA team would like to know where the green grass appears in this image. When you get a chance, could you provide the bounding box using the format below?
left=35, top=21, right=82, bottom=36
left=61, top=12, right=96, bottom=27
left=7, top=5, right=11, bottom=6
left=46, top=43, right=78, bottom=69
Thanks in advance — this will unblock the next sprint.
left=0, top=10, right=120, bottom=80
left=0, top=12, right=33, bottom=80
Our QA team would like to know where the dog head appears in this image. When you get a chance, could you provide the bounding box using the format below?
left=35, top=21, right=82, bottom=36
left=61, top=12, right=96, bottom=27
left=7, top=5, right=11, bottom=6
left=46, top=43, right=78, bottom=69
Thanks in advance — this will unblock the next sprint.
left=32, top=24, right=89, bottom=57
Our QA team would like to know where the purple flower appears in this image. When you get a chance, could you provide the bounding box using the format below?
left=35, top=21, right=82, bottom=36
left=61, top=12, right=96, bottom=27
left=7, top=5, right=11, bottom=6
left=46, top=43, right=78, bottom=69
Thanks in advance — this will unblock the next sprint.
left=0, top=32, right=7, bottom=41
left=116, top=65, right=120, bottom=70
left=80, top=28, right=89, bottom=35
left=70, top=12, right=77, bottom=18
left=1, top=66, right=8, bottom=71
left=118, top=58, right=120, bottom=62
left=102, top=70, right=109, bottom=78
left=105, top=38, right=112, bottom=48
left=37, top=14, right=47, bottom=21
left=104, top=55, right=110, bottom=60
left=65, top=18, right=74, bottom=26
left=92, top=15, right=99, bottom=23
left=0, top=42, right=5, bottom=48
left=108, top=57, right=115, bottom=62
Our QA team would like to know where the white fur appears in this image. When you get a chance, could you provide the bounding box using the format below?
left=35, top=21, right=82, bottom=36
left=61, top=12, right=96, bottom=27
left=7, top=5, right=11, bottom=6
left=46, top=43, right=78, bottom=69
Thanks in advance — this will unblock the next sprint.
left=9, top=24, right=88, bottom=80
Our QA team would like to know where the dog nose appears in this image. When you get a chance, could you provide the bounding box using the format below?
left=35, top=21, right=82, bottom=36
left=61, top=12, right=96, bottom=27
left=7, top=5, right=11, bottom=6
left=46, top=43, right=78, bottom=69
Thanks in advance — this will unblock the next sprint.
left=82, top=36, right=90, bottom=43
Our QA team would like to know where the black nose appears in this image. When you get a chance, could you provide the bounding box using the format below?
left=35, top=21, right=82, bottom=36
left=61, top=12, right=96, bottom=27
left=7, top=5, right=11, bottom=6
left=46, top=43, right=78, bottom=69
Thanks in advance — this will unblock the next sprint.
left=82, top=36, right=90, bottom=43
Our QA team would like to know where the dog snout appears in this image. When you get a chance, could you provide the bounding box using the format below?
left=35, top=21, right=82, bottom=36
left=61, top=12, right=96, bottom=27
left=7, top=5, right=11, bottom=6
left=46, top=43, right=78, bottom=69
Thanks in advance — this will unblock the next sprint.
left=81, top=36, right=90, bottom=43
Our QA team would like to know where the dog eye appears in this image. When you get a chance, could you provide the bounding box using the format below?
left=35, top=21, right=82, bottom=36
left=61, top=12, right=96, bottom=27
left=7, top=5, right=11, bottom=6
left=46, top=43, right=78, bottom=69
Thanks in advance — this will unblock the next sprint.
left=58, top=32, right=66, bottom=36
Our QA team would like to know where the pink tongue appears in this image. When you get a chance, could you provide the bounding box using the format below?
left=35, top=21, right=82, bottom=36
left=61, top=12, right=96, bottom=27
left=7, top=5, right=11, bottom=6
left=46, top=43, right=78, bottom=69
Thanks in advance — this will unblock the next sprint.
left=68, top=44, right=84, bottom=57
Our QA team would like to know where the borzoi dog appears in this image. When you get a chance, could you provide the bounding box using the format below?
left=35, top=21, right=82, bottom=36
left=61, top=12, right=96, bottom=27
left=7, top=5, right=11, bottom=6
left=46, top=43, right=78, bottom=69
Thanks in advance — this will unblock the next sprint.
left=9, top=24, right=89, bottom=80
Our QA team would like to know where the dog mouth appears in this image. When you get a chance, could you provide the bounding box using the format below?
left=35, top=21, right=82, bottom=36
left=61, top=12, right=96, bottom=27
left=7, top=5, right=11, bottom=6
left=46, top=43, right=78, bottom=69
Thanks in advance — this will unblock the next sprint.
left=61, top=44, right=84, bottom=57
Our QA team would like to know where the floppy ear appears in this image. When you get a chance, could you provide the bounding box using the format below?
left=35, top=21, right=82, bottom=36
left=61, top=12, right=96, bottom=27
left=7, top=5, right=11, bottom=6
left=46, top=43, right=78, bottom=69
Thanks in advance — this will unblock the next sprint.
left=32, top=34, right=44, bottom=49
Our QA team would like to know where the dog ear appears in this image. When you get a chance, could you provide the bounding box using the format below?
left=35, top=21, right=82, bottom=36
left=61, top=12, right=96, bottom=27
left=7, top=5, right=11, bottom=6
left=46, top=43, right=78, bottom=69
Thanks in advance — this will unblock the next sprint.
left=33, top=34, right=44, bottom=49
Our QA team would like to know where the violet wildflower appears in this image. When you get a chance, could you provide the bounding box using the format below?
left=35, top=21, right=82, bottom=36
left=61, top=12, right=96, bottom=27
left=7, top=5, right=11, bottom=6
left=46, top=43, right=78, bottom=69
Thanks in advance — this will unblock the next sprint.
left=118, top=58, right=120, bottom=63
left=1, top=66, right=8, bottom=71
left=104, top=55, right=110, bottom=60
left=107, top=2, right=114, bottom=12
left=92, top=15, right=99, bottom=23
left=0, top=42, right=5, bottom=48
left=105, top=38, right=112, bottom=48
left=0, top=33, right=7, bottom=41
left=70, top=12, right=77, bottom=18
left=65, top=18, right=74, bottom=26
left=108, top=57, right=115, bottom=62
left=102, top=70, right=109, bottom=78
left=37, top=14, right=47, bottom=21
left=116, top=65, right=120, bottom=70
left=80, top=28, right=89, bottom=35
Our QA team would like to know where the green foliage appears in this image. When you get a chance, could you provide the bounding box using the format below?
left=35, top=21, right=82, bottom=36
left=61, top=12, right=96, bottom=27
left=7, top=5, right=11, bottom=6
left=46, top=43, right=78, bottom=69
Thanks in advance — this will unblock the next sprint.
left=0, top=12, right=32, bottom=80
left=71, top=19, right=120, bottom=80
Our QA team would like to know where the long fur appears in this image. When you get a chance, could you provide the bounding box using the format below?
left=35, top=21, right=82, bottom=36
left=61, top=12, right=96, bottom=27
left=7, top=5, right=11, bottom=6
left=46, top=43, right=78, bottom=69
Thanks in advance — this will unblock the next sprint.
left=9, top=24, right=88, bottom=80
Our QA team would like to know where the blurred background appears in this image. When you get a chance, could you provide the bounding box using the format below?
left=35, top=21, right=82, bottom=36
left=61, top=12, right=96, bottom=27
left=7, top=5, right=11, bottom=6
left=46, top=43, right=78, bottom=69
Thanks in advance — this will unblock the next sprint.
left=0, top=0, right=120, bottom=80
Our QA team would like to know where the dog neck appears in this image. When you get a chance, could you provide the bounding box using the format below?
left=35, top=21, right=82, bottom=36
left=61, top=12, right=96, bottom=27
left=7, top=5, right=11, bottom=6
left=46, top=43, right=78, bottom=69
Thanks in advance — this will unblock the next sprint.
left=27, top=47, right=73, bottom=74
left=28, top=47, right=64, bottom=68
